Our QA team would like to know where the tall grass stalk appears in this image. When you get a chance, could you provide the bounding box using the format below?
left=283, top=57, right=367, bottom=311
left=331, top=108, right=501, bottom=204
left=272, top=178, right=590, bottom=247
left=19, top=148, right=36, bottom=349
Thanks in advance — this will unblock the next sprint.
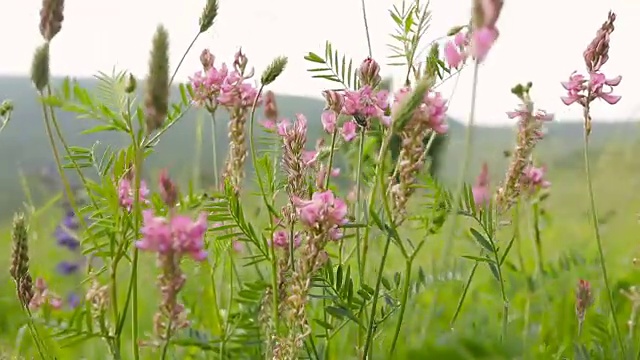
left=582, top=105, right=625, bottom=356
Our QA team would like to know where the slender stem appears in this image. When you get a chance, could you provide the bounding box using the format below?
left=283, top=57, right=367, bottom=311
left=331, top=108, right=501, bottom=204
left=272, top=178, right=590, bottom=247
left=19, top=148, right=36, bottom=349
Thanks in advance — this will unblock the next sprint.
left=450, top=250, right=482, bottom=327
left=209, top=110, right=219, bottom=188
left=247, top=85, right=279, bottom=333
left=359, top=0, right=372, bottom=58
left=360, top=134, right=392, bottom=281
left=582, top=109, right=625, bottom=355
left=209, top=261, right=224, bottom=333
left=531, top=202, right=544, bottom=275
left=144, top=105, right=192, bottom=149
left=130, top=146, right=143, bottom=360
left=324, top=128, right=338, bottom=189
left=389, top=258, right=413, bottom=353
left=427, top=61, right=480, bottom=325
left=170, top=32, right=201, bottom=85
left=362, top=234, right=392, bottom=358
left=490, top=243, right=509, bottom=341
left=354, top=130, right=365, bottom=277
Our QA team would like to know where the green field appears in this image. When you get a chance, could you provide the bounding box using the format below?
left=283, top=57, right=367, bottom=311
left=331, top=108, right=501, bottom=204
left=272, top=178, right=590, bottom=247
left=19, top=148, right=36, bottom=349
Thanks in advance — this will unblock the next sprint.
left=2, top=85, right=640, bottom=358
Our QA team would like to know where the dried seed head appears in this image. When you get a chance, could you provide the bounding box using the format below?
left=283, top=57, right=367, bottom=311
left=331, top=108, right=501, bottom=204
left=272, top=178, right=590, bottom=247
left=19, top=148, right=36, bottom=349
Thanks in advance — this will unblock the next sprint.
left=159, top=169, right=179, bottom=207
left=322, top=90, right=344, bottom=114
left=10, top=213, right=29, bottom=281
left=261, top=56, right=288, bottom=86
left=199, top=0, right=219, bottom=33
left=39, top=0, right=65, bottom=42
left=144, top=25, right=170, bottom=134
left=584, top=11, right=616, bottom=73
left=200, top=49, right=214, bottom=71
left=30, top=43, right=50, bottom=92
left=10, top=213, right=34, bottom=306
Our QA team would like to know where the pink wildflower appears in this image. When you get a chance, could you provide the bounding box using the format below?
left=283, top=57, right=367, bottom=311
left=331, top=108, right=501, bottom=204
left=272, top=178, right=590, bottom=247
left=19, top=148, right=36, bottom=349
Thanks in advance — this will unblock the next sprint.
left=392, top=87, right=449, bottom=134
left=469, top=27, right=499, bottom=62
left=271, top=230, right=303, bottom=249
left=444, top=41, right=465, bottom=69
left=341, top=120, right=357, bottom=142
left=302, top=150, right=318, bottom=166
left=293, top=190, right=348, bottom=229
left=522, top=164, right=551, bottom=194
left=342, top=85, right=389, bottom=122
left=321, top=110, right=337, bottom=133
left=260, top=119, right=277, bottom=130
left=472, top=163, right=491, bottom=207
left=29, top=277, right=62, bottom=311
left=468, top=0, right=503, bottom=62
left=118, top=178, right=150, bottom=211
left=136, top=210, right=208, bottom=261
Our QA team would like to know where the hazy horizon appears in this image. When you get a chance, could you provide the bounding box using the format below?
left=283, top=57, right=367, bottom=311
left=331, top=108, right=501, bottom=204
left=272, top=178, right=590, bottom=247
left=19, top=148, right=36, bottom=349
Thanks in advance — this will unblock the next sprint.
left=1, top=0, right=639, bottom=124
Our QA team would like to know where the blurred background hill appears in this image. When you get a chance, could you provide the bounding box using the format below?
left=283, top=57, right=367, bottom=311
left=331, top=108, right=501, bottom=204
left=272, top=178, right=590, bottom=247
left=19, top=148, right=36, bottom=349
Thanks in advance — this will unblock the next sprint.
left=1, top=75, right=639, bottom=221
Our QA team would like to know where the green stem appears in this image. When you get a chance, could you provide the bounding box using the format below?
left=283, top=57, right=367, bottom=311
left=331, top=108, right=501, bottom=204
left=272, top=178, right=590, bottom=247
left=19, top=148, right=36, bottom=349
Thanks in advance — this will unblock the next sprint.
left=209, top=261, right=224, bottom=333
left=531, top=202, right=544, bottom=275
left=170, top=32, right=200, bottom=86
left=353, top=129, right=365, bottom=277
left=130, top=146, right=143, bottom=360
left=389, top=258, right=413, bottom=353
left=490, top=242, right=509, bottom=341
left=582, top=107, right=625, bottom=356
left=362, top=234, right=392, bottom=358
left=209, top=110, right=219, bottom=188
left=360, top=133, right=392, bottom=281
left=247, top=85, right=279, bottom=333
left=450, top=255, right=480, bottom=327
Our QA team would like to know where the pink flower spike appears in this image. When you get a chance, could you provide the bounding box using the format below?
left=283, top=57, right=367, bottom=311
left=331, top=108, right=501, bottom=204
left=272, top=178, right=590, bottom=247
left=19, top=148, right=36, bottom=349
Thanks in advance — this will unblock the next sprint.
left=454, top=31, right=467, bottom=47
left=341, top=120, right=357, bottom=142
left=260, top=119, right=277, bottom=131
left=472, top=163, right=491, bottom=208
left=469, top=27, right=498, bottom=62
left=321, top=110, right=337, bottom=133
left=444, top=41, right=464, bottom=69
left=302, top=150, right=319, bottom=166
left=276, top=119, right=290, bottom=136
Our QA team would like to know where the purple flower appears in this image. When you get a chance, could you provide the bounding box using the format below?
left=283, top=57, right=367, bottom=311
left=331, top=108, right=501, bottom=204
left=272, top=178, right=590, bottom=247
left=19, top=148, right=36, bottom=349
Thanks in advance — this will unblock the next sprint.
left=67, top=293, right=81, bottom=309
left=56, top=261, right=80, bottom=275
left=55, top=226, right=80, bottom=250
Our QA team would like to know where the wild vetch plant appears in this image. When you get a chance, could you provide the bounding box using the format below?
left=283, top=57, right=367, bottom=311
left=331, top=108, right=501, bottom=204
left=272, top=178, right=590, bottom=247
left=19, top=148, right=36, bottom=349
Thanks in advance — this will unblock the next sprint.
left=5, top=0, right=639, bottom=358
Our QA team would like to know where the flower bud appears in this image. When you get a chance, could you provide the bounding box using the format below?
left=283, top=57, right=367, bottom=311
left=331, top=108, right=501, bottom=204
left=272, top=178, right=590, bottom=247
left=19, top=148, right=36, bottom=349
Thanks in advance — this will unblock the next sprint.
left=200, top=49, right=214, bottom=71
left=357, top=57, right=381, bottom=88
left=321, top=90, right=344, bottom=114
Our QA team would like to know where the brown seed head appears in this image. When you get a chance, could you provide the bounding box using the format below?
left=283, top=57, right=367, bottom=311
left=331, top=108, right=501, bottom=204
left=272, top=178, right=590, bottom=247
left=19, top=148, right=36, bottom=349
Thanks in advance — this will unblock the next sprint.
left=39, top=0, right=65, bottom=41
left=584, top=11, right=616, bottom=73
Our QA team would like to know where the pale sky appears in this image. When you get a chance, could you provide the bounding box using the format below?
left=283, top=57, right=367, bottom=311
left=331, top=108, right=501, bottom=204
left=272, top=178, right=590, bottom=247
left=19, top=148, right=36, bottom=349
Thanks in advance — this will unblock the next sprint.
left=1, top=0, right=639, bottom=124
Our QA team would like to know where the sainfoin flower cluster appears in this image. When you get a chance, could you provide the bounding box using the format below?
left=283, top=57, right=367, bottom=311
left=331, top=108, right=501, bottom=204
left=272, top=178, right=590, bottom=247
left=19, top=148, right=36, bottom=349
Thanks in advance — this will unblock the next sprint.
left=444, top=0, right=504, bottom=68
left=560, top=12, right=621, bottom=118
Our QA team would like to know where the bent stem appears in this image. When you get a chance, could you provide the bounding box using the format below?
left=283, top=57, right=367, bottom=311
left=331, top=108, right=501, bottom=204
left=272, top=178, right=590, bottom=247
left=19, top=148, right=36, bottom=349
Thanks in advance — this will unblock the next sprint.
left=170, top=32, right=201, bottom=85
left=582, top=107, right=625, bottom=356
left=247, top=85, right=279, bottom=334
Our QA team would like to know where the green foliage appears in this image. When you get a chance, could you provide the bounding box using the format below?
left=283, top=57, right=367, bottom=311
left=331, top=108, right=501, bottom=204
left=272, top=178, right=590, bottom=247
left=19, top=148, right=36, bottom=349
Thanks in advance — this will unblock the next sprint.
left=304, top=41, right=360, bottom=90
